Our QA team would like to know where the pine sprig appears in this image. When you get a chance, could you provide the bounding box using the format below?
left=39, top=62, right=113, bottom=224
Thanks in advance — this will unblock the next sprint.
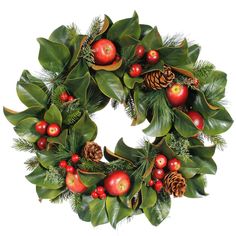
left=167, top=133, right=192, bottom=161
left=205, top=134, right=226, bottom=150
left=194, top=60, right=215, bottom=81
left=71, top=193, right=82, bottom=213
left=111, top=99, right=119, bottom=110
left=86, top=17, right=103, bottom=43
left=51, top=189, right=72, bottom=204
left=163, top=34, right=185, bottom=47
left=24, top=157, right=39, bottom=171
left=13, top=138, right=37, bottom=153
left=125, top=93, right=137, bottom=119
left=45, top=166, right=65, bottom=185
left=67, top=23, right=80, bottom=41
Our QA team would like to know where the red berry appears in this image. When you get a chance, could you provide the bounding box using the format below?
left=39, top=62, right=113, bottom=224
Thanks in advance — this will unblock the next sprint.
left=59, top=160, right=67, bottom=168
left=168, top=158, right=181, bottom=171
left=96, top=186, right=105, bottom=195
left=148, top=179, right=154, bottom=187
left=155, top=154, right=168, bottom=169
left=71, top=154, right=80, bottom=163
left=193, top=78, right=199, bottom=87
left=35, top=120, right=48, bottom=135
left=67, top=95, right=75, bottom=102
left=47, top=123, right=61, bottom=137
left=152, top=168, right=165, bottom=179
left=60, top=92, right=69, bottom=102
left=187, top=111, right=204, bottom=131
left=37, top=137, right=47, bottom=150
left=91, top=191, right=99, bottom=199
left=146, top=50, right=159, bottom=64
left=99, top=193, right=107, bottom=200
left=66, top=165, right=75, bottom=173
left=129, top=64, right=142, bottom=78
left=135, top=45, right=145, bottom=58
left=154, top=180, right=163, bottom=192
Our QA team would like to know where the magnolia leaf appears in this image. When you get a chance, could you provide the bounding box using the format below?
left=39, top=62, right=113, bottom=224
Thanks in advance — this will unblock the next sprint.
left=140, top=185, right=157, bottom=209
left=142, top=26, right=162, bottom=50
left=47, top=129, right=68, bottom=147
left=78, top=170, right=106, bottom=187
left=36, top=186, right=65, bottom=200
left=91, top=59, right=123, bottom=71
left=123, top=73, right=143, bottom=89
left=89, top=199, right=108, bottom=226
left=44, top=104, right=62, bottom=126
left=188, top=44, right=201, bottom=63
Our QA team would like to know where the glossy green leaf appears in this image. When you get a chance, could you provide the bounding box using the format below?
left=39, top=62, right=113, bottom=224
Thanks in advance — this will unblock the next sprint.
left=140, top=24, right=153, bottom=38
left=185, top=175, right=208, bottom=198
left=76, top=195, right=93, bottom=222
left=106, top=197, right=133, bottom=228
left=37, top=150, right=70, bottom=169
left=141, top=26, right=162, bottom=50
left=14, top=117, right=39, bottom=142
left=3, top=106, right=43, bottom=126
left=115, top=138, right=144, bottom=163
left=143, top=92, right=172, bottom=137
left=188, top=44, right=200, bottom=63
left=16, top=81, right=48, bottom=108
left=173, top=109, right=199, bottom=137
left=64, top=60, right=90, bottom=105
left=140, top=185, right=157, bottom=209
left=123, top=73, right=143, bottom=89
left=37, top=38, right=70, bottom=73
left=26, top=166, right=63, bottom=189
left=180, top=166, right=200, bottom=179
left=95, top=71, right=125, bottom=102
left=143, top=191, right=171, bottom=226
left=201, top=70, right=227, bottom=105
left=36, top=186, right=65, bottom=199
left=72, top=112, right=97, bottom=146
left=107, top=12, right=141, bottom=46
left=44, top=104, right=62, bottom=126
left=89, top=199, right=108, bottom=226
left=158, top=39, right=188, bottom=66
left=49, top=25, right=73, bottom=46
left=47, top=129, right=68, bottom=146
left=192, top=155, right=217, bottom=175
left=189, top=145, right=216, bottom=159
left=79, top=171, right=106, bottom=187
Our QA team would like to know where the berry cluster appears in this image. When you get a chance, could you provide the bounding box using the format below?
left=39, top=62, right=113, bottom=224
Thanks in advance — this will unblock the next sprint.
left=35, top=121, right=61, bottom=150
left=60, top=91, right=75, bottom=102
left=91, top=186, right=107, bottom=200
left=59, top=153, right=80, bottom=174
left=148, top=154, right=181, bottom=192
left=129, top=45, right=160, bottom=78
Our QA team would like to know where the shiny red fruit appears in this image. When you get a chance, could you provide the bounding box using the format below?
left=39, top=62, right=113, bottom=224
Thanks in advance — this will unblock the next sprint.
left=35, top=120, right=48, bottom=135
left=37, top=137, right=47, bottom=150
left=154, top=180, right=163, bottom=192
left=60, top=92, right=69, bottom=102
left=146, top=50, right=159, bottom=64
left=135, top=45, right=145, bottom=58
left=148, top=179, right=154, bottom=187
left=92, top=39, right=117, bottom=65
left=166, top=83, right=189, bottom=107
left=168, top=158, right=181, bottom=171
left=129, top=64, right=142, bottom=77
left=71, top=154, right=80, bottom=163
left=67, top=95, right=75, bottom=102
left=104, top=170, right=131, bottom=196
left=155, top=154, right=168, bottom=169
left=59, top=160, right=67, bottom=168
left=66, top=172, right=87, bottom=193
left=91, top=191, right=99, bottom=199
left=47, top=123, right=61, bottom=137
left=187, top=111, right=204, bottom=130
left=193, top=78, right=199, bottom=87
left=99, top=193, right=107, bottom=200
left=96, top=186, right=105, bottom=195
left=66, top=165, right=75, bottom=173
left=152, top=168, right=165, bottom=180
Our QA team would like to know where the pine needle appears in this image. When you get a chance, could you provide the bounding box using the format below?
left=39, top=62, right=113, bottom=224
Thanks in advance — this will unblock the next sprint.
left=125, top=93, right=137, bottom=119
left=13, top=138, right=36, bottom=153
left=163, top=33, right=185, bottom=47
left=51, top=190, right=72, bottom=204
left=71, top=193, right=82, bottom=213
left=194, top=60, right=215, bottom=81
left=86, top=17, right=103, bottom=43
left=205, top=135, right=226, bottom=150
left=24, top=157, right=39, bottom=171
left=45, top=166, right=65, bottom=186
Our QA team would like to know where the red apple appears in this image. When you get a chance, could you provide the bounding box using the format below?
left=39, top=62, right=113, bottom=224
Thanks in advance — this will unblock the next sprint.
left=35, top=120, right=48, bottom=135
left=166, top=83, right=189, bottom=107
left=104, top=170, right=131, bottom=196
left=187, top=111, right=204, bottom=130
left=66, top=172, right=87, bottom=193
left=152, top=168, right=165, bottom=179
left=146, top=50, right=159, bottom=64
left=92, top=39, right=117, bottom=65
left=135, top=45, right=145, bottom=58
left=129, top=64, right=142, bottom=77
left=168, top=158, right=181, bottom=171
left=47, top=123, right=61, bottom=137
left=155, top=154, right=168, bottom=169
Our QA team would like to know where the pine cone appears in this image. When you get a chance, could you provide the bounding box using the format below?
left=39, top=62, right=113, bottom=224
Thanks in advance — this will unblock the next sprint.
left=163, top=171, right=186, bottom=197
left=82, top=141, right=103, bottom=162
left=144, top=66, right=175, bottom=90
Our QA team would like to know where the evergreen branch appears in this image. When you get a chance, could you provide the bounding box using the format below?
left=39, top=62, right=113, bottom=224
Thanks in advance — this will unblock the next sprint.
left=13, top=138, right=37, bottom=153
left=205, top=134, right=226, bottom=150
left=67, top=23, right=80, bottom=41
left=86, top=17, right=103, bottom=44
left=71, top=193, right=82, bottom=213
left=111, top=99, right=119, bottom=110
left=194, top=60, right=215, bottom=81
left=63, top=110, right=82, bottom=125
left=125, top=93, right=137, bottom=119
left=45, top=166, right=65, bottom=185
left=51, top=189, right=72, bottom=204
left=163, top=33, right=185, bottom=47
left=80, top=44, right=94, bottom=63
left=24, top=157, right=39, bottom=171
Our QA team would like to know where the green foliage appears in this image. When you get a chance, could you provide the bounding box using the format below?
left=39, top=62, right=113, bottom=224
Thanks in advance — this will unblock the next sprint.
left=205, top=134, right=226, bottom=150
left=194, top=60, right=215, bottom=82
left=142, top=26, right=163, bottom=50
left=24, top=157, right=39, bottom=171
left=44, top=104, right=62, bottom=126
left=13, top=138, right=37, bottom=153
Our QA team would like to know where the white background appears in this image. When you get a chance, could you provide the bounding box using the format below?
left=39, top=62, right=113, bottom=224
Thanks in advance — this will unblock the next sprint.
left=0, top=0, right=236, bottom=235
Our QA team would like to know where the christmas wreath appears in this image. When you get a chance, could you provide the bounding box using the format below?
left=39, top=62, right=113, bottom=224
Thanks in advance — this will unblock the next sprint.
left=4, top=12, right=233, bottom=228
